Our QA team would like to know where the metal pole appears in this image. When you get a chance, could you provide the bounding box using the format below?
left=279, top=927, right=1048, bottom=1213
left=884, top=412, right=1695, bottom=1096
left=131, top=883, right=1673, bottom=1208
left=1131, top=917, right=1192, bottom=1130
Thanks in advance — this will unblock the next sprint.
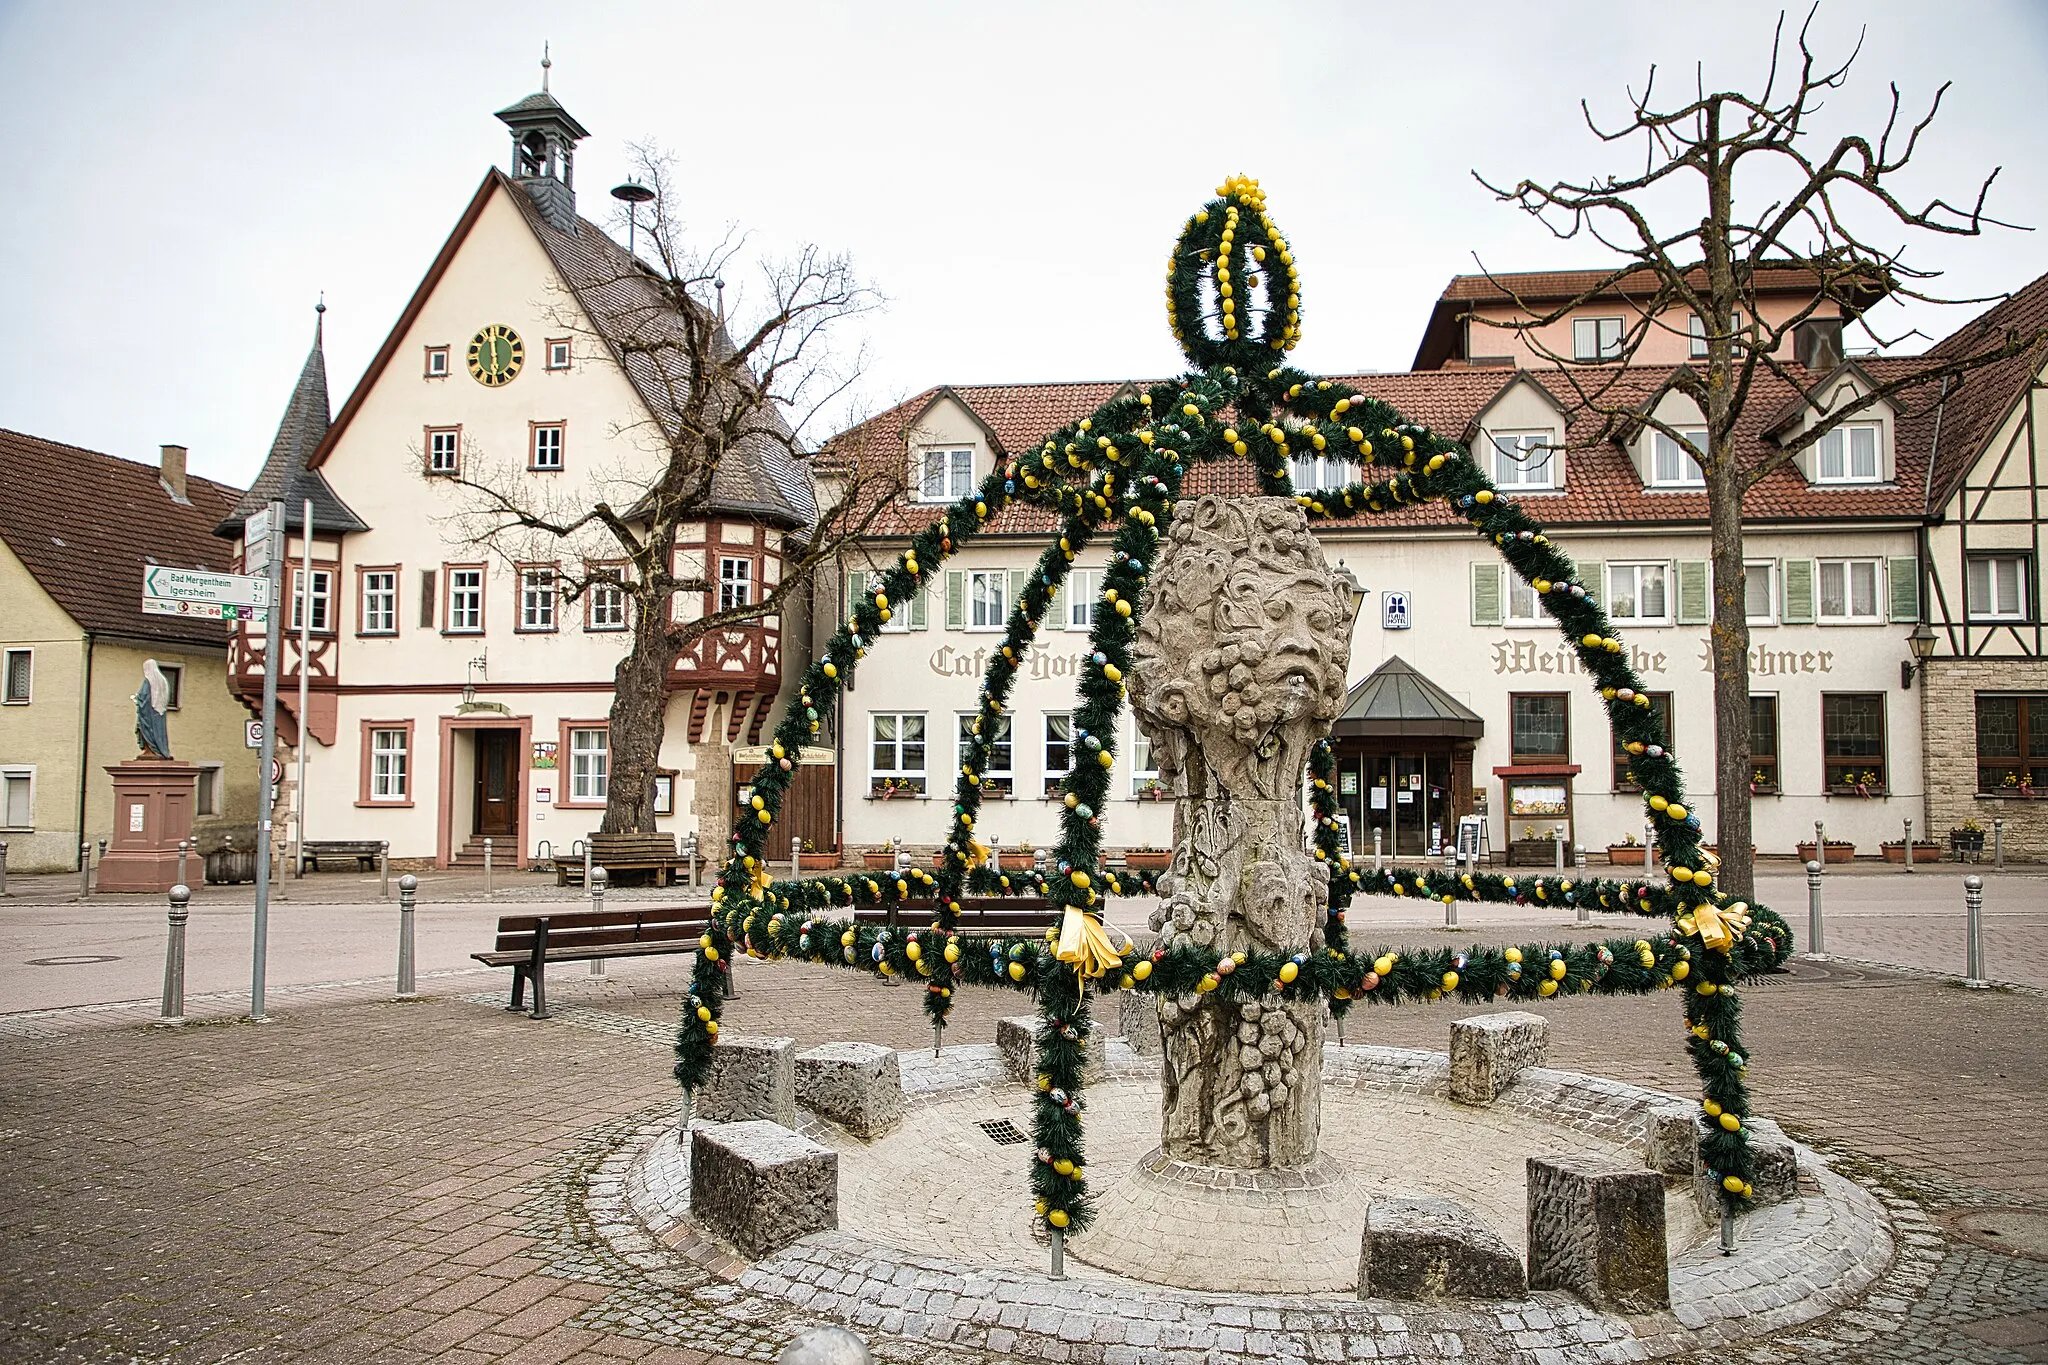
left=1964, top=874, right=1987, bottom=988
left=933, top=1019, right=942, bottom=1057
left=0, top=839, right=8, bottom=897
left=583, top=838, right=594, bottom=891
left=1903, top=817, right=1915, bottom=873
left=80, top=841, right=91, bottom=898
left=252, top=498, right=284, bottom=1023
left=1576, top=844, right=1590, bottom=925
left=1049, top=1226, right=1067, bottom=1280
left=1814, top=820, right=1827, bottom=875
left=160, top=883, right=190, bottom=1024
left=792, top=834, right=802, bottom=878
left=1804, top=860, right=1825, bottom=958
left=379, top=841, right=390, bottom=900
left=177, top=839, right=190, bottom=891
left=685, top=833, right=697, bottom=890
left=1720, top=1208, right=1737, bottom=1256
left=292, top=496, right=312, bottom=879
left=484, top=837, right=494, bottom=897
left=396, top=874, right=417, bottom=998
left=1373, top=826, right=1383, bottom=873
left=1575, top=844, right=1588, bottom=874
left=1554, top=835, right=1565, bottom=873
left=589, top=866, right=608, bottom=976
left=1645, top=819, right=1656, bottom=870
left=1993, top=817, right=2005, bottom=871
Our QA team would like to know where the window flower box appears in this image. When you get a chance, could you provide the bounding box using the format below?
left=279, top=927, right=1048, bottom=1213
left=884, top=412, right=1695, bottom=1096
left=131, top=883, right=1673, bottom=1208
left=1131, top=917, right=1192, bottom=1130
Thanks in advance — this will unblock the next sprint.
left=1878, top=841, right=1943, bottom=864
left=1796, top=840, right=1856, bottom=864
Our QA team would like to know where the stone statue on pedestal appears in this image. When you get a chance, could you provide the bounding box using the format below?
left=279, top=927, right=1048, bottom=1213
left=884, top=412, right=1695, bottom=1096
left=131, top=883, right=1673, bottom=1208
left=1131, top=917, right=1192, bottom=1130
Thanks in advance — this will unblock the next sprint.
left=134, top=659, right=173, bottom=760
left=1128, top=496, right=1354, bottom=1169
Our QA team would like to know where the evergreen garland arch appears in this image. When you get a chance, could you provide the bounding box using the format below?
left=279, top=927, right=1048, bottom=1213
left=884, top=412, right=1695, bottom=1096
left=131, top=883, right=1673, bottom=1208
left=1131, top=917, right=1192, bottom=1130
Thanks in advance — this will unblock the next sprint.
left=675, top=176, right=1792, bottom=1237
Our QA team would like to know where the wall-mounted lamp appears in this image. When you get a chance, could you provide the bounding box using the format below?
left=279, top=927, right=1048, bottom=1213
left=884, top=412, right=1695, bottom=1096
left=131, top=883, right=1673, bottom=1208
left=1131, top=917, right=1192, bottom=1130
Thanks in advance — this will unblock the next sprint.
left=1901, top=622, right=1938, bottom=690
left=1332, top=562, right=1368, bottom=631
left=464, top=652, right=489, bottom=707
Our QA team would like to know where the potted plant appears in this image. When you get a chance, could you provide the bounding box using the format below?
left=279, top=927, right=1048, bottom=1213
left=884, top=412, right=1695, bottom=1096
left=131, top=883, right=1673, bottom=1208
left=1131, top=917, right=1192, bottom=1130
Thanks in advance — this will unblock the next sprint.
left=1796, top=839, right=1857, bottom=864
left=1748, top=768, right=1776, bottom=796
left=1606, top=832, right=1646, bottom=866
left=1826, top=767, right=1886, bottom=797
left=1136, top=778, right=1169, bottom=803
left=998, top=842, right=1037, bottom=872
left=797, top=839, right=838, bottom=872
left=1952, top=819, right=1986, bottom=859
left=1879, top=839, right=1944, bottom=864
left=861, top=845, right=901, bottom=871
left=1123, top=846, right=1172, bottom=874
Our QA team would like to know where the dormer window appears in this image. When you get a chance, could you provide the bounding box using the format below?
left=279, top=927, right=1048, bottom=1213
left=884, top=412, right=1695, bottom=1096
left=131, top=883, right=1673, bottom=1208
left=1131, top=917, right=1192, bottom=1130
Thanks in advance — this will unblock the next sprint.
left=1573, top=317, right=1624, bottom=362
left=1650, top=429, right=1706, bottom=488
left=1816, top=423, right=1881, bottom=483
left=916, top=447, right=973, bottom=503
left=1487, top=431, right=1557, bottom=491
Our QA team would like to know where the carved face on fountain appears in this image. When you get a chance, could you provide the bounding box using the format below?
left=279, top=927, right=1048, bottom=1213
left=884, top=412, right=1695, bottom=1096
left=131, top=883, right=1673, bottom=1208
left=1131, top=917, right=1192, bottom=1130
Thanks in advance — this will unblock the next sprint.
left=1130, top=497, right=1350, bottom=797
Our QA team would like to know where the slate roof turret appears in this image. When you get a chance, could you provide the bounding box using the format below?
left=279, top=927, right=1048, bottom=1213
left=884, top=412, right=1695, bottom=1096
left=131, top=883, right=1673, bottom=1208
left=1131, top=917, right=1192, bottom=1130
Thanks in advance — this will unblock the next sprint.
left=216, top=309, right=368, bottom=537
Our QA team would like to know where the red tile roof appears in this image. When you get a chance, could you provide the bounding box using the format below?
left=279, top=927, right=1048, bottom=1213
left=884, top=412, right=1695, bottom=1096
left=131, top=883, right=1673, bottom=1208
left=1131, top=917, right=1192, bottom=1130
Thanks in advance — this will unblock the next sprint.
left=0, top=430, right=243, bottom=646
left=1911, top=268, right=2048, bottom=512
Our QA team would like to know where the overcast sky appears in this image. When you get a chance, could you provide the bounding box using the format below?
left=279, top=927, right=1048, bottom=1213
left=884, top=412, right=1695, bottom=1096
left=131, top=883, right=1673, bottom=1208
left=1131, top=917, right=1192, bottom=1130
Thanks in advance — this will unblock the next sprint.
left=2, top=1, right=2043, bottom=490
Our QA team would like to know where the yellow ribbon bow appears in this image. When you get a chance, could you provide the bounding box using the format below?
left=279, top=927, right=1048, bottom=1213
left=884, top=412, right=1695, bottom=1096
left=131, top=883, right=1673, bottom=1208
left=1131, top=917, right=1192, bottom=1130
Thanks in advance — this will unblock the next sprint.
left=965, top=836, right=993, bottom=870
left=1686, top=900, right=1752, bottom=954
left=1055, top=907, right=1126, bottom=982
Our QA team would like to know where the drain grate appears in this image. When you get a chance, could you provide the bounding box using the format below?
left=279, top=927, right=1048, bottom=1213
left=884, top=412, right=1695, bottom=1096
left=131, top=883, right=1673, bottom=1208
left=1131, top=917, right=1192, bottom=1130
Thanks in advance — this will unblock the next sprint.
left=977, top=1118, right=1028, bottom=1146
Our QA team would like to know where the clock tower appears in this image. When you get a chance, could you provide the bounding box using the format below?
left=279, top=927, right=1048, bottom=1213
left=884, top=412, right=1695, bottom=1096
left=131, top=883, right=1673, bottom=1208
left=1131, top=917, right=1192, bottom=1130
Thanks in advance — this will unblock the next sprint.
left=494, top=46, right=590, bottom=234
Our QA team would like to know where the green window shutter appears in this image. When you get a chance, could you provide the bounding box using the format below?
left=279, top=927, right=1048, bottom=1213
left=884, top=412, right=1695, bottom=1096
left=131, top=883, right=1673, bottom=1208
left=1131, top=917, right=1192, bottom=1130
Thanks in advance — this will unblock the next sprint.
left=1676, top=560, right=1710, bottom=625
left=1888, top=556, right=1920, bottom=622
left=946, top=571, right=965, bottom=629
left=847, top=569, right=867, bottom=620
left=1048, top=578, right=1066, bottom=630
left=1577, top=560, right=1603, bottom=608
left=909, top=582, right=928, bottom=630
left=1470, top=561, right=1502, bottom=627
left=1782, top=559, right=1816, bottom=624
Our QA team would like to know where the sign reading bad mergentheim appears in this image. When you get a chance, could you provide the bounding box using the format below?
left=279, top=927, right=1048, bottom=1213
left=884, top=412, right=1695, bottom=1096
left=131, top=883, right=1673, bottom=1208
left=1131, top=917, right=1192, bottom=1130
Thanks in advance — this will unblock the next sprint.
left=142, top=565, right=270, bottom=622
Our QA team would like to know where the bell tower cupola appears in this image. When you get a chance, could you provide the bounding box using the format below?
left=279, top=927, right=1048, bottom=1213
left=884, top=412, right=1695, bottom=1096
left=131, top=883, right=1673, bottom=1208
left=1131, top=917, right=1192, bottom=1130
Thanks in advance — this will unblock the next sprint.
left=494, top=45, right=591, bottom=234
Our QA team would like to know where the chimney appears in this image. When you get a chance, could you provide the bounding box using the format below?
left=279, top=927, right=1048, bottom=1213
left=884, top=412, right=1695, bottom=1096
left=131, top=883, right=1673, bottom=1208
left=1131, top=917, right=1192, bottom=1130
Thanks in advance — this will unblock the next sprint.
left=159, top=444, right=189, bottom=503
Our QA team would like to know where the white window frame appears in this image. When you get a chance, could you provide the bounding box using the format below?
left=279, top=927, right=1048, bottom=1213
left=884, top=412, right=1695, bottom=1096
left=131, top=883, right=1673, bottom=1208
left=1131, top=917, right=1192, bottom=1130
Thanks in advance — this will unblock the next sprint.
left=1967, top=554, right=2030, bottom=622
left=1744, top=560, right=1777, bottom=627
left=1817, top=557, right=1883, bottom=624
left=545, top=338, right=571, bottom=370
left=1287, top=454, right=1355, bottom=493
left=194, top=761, right=224, bottom=816
left=1487, top=431, right=1558, bottom=491
left=1128, top=725, right=1159, bottom=797
left=158, top=663, right=183, bottom=710
left=968, top=569, right=1008, bottom=631
left=1650, top=428, right=1707, bottom=488
left=915, top=446, right=974, bottom=503
left=586, top=574, right=628, bottom=631
left=361, top=571, right=397, bottom=635
left=530, top=423, right=565, bottom=471
left=291, top=568, right=333, bottom=633
left=569, top=727, right=609, bottom=802
left=718, top=557, right=753, bottom=612
left=1815, top=422, right=1882, bottom=484
left=1, top=765, right=34, bottom=829
left=367, top=728, right=408, bottom=801
left=425, top=346, right=450, bottom=378
left=1505, top=573, right=1546, bottom=626
left=446, top=568, right=483, bottom=633
left=958, top=713, right=1013, bottom=795
left=519, top=568, right=557, bottom=631
left=427, top=428, right=460, bottom=475
left=1573, top=316, right=1624, bottom=362
left=1606, top=562, right=1673, bottom=626
left=4, top=647, right=32, bottom=704
left=1065, top=569, right=1100, bottom=630
left=870, top=713, right=927, bottom=793
left=1043, top=713, right=1074, bottom=796
left=1688, top=313, right=1708, bottom=359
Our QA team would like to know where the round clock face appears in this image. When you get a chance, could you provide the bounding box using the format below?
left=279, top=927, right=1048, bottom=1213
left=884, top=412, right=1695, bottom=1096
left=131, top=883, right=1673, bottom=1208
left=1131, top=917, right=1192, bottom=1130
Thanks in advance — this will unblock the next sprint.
left=467, top=324, right=524, bottom=387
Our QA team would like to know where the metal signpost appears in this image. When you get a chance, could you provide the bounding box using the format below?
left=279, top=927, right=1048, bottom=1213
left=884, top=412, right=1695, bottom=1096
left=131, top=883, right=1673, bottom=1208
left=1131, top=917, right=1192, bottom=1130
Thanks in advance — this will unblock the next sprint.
left=248, top=502, right=285, bottom=1022
left=294, top=498, right=313, bottom=879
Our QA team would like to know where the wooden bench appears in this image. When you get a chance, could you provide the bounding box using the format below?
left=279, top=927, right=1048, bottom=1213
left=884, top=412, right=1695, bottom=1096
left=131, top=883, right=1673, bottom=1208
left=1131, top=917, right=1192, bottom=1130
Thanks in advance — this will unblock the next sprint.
left=854, top=897, right=1057, bottom=934
left=556, top=832, right=694, bottom=887
left=472, top=906, right=709, bottom=1018
left=298, top=839, right=384, bottom=873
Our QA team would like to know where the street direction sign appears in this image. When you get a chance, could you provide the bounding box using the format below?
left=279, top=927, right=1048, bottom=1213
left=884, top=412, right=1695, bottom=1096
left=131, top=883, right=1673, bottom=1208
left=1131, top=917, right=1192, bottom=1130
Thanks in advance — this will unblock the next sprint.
left=141, top=566, right=270, bottom=622
left=242, top=507, right=275, bottom=576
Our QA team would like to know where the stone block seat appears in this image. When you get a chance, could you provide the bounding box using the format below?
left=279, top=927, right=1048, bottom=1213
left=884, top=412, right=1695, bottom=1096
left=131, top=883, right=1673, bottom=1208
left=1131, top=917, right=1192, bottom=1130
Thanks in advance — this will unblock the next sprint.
left=699, top=1034, right=796, bottom=1125
left=1526, top=1155, right=1669, bottom=1312
left=689, top=1119, right=838, bottom=1259
left=1359, top=1196, right=1526, bottom=1302
left=1448, top=1011, right=1548, bottom=1105
left=997, top=1015, right=1105, bottom=1085
left=796, top=1042, right=902, bottom=1139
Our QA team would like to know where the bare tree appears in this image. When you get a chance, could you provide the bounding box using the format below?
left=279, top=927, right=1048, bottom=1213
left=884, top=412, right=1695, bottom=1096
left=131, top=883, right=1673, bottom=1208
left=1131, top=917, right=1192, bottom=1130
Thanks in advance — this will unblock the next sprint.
left=438, top=147, right=902, bottom=833
left=1474, top=7, right=2045, bottom=896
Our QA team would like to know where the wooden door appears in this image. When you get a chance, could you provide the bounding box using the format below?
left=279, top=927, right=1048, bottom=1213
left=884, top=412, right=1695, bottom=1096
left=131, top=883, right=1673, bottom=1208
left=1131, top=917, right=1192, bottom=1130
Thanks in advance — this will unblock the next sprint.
left=475, top=731, right=520, bottom=836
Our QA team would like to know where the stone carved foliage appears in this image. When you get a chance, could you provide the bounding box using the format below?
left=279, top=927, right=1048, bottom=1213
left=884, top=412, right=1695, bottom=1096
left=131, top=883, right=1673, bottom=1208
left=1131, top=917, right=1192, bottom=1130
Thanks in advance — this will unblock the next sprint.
left=1131, top=496, right=1353, bottom=1170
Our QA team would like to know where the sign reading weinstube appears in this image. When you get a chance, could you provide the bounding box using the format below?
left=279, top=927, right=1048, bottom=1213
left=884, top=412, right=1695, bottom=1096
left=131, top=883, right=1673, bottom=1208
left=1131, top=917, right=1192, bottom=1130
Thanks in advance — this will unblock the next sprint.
left=141, top=565, right=270, bottom=622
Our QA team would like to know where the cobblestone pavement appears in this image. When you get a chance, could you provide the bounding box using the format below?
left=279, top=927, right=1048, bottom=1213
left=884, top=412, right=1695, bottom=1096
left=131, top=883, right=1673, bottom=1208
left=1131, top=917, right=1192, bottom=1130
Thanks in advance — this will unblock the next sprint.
left=2, top=944, right=2045, bottom=1362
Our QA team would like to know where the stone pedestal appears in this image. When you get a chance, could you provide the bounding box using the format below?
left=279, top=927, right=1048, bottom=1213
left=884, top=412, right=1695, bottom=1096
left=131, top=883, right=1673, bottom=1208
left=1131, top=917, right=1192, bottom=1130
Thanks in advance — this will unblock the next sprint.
left=1360, top=1196, right=1526, bottom=1302
left=1448, top=1012, right=1549, bottom=1105
left=699, top=1034, right=797, bottom=1125
left=998, top=1015, right=1104, bottom=1086
left=689, top=1119, right=836, bottom=1258
left=1694, top=1115, right=1800, bottom=1214
left=96, top=759, right=202, bottom=893
left=795, top=1042, right=902, bottom=1139
left=1526, top=1155, right=1670, bottom=1312
left=1643, top=1105, right=1699, bottom=1176
left=1118, top=990, right=1162, bottom=1056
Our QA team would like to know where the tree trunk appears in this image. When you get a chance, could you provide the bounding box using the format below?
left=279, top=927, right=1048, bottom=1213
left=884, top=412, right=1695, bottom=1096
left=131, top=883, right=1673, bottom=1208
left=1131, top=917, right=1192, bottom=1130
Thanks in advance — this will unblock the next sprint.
left=1706, top=458, right=1756, bottom=899
left=602, top=618, right=681, bottom=835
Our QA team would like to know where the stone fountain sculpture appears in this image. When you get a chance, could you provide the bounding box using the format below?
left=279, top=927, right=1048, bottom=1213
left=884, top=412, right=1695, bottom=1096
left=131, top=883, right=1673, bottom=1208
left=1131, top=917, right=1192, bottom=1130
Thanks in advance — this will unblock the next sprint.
left=1073, top=495, right=1362, bottom=1291
left=1128, top=494, right=1354, bottom=1168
